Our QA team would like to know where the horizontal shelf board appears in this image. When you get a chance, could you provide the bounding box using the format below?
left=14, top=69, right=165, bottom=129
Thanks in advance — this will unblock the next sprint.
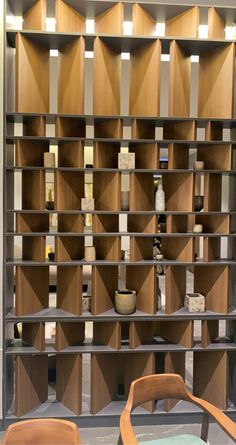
left=5, top=232, right=236, bottom=237
left=6, top=259, right=236, bottom=266
left=5, top=112, right=236, bottom=126
left=6, top=30, right=236, bottom=54
left=6, top=307, right=236, bottom=322
left=5, top=167, right=236, bottom=175
left=6, top=210, right=236, bottom=215
left=5, top=135, right=236, bottom=145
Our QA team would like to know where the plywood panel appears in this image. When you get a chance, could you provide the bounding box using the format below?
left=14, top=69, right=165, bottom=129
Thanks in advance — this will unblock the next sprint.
left=203, top=237, right=221, bottom=262
left=55, top=236, right=84, bottom=261
left=193, top=351, right=228, bottom=409
left=56, top=322, right=85, bottom=351
left=166, top=6, right=199, bottom=38
left=128, top=215, right=156, bottom=233
left=93, top=322, right=121, bottom=349
left=94, top=142, right=120, bottom=168
left=195, top=214, right=229, bottom=234
left=56, top=354, right=82, bottom=414
left=15, top=355, right=48, bottom=416
left=15, top=266, right=49, bottom=316
left=57, top=266, right=82, bottom=315
left=198, top=43, right=235, bottom=118
left=130, top=173, right=154, bottom=211
left=208, top=7, right=225, bottom=39
left=96, top=3, right=124, bottom=34
left=92, top=266, right=118, bottom=315
left=55, top=171, right=84, bottom=210
left=126, top=266, right=156, bottom=314
left=56, top=117, right=86, bottom=137
left=198, top=144, right=232, bottom=171
left=22, top=170, right=45, bottom=210
left=56, top=0, right=85, bottom=32
left=22, top=322, right=45, bottom=351
left=58, top=141, right=84, bottom=168
left=125, top=353, right=155, bottom=412
left=23, top=116, right=46, bottom=136
left=16, top=213, right=49, bottom=233
left=94, top=119, right=123, bottom=138
left=58, top=214, right=84, bottom=233
left=129, top=143, right=159, bottom=169
left=169, top=41, right=191, bottom=117
left=58, top=37, right=85, bottom=114
left=168, top=143, right=189, bottom=169
left=93, top=172, right=120, bottom=211
left=162, top=237, right=194, bottom=262
left=194, top=265, right=229, bottom=313
left=23, top=0, right=46, bottom=30
left=201, top=320, right=219, bottom=347
left=132, top=3, right=156, bottom=36
left=16, top=140, right=49, bottom=167
left=90, top=354, right=118, bottom=414
left=93, top=215, right=119, bottom=233
left=164, top=352, right=186, bottom=412
left=129, top=321, right=153, bottom=349
left=94, top=38, right=121, bottom=115
left=94, top=237, right=121, bottom=261
left=16, top=33, right=49, bottom=112
left=159, top=321, right=193, bottom=348
left=165, top=266, right=186, bottom=314
left=129, top=40, right=161, bottom=116
left=163, top=121, right=196, bottom=140
left=22, top=236, right=45, bottom=261
left=204, top=173, right=222, bottom=212
left=163, top=173, right=193, bottom=212
left=131, top=119, right=156, bottom=139
left=130, top=237, right=153, bottom=261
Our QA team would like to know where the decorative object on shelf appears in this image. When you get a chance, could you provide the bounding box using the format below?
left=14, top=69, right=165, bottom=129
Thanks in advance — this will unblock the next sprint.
left=82, top=295, right=91, bottom=311
left=115, top=290, right=136, bottom=315
left=44, top=152, right=55, bottom=168
left=121, top=250, right=125, bottom=261
left=118, top=153, right=135, bottom=169
left=84, top=246, right=96, bottom=262
left=155, top=253, right=163, bottom=260
left=193, top=224, right=203, bottom=233
left=156, top=287, right=162, bottom=311
left=45, top=185, right=54, bottom=210
left=160, top=158, right=168, bottom=169
left=194, top=195, right=204, bottom=212
left=81, top=197, right=94, bottom=211
left=155, top=179, right=165, bottom=212
left=85, top=164, right=93, bottom=168
left=184, top=293, right=205, bottom=313
left=121, top=191, right=129, bottom=211
left=48, top=248, right=55, bottom=262
left=194, top=161, right=204, bottom=170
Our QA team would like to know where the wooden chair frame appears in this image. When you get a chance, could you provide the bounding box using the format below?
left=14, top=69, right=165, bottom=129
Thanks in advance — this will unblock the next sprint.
left=120, top=374, right=236, bottom=444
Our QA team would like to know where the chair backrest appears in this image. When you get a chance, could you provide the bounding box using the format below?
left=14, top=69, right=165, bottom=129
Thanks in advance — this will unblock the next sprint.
left=127, top=373, right=191, bottom=410
left=1, top=418, right=81, bottom=445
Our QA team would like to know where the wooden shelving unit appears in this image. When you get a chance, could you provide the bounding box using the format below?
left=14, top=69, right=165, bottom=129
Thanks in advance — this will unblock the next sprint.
left=3, top=0, right=236, bottom=426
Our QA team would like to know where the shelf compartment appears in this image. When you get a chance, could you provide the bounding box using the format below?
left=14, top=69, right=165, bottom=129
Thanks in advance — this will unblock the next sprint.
left=132, top=3, right=156, bottom=36
left=194, top=214, right=230, bottom=235
left=128, top=214, right=156, bottom=234
left=126, top=265, right=156, bottom=315
left=55, top=322, right=85, bottom=351
left=165, top=265, right=186, bottom=314
left=94, top=118, right=123, bottom=139
left=163, top=173, right=193, bottom=212
left=130, top=237, right=153, bottom=261
left=194, top=265, right=230, bottom=314
left=163, top=121, right=196, bottom=141
left=55, top=0, right=86, bottom=33
left=15, top=33, right=49, bottom=113
left=93, top=37, right=120, bottom=116
left=22, top=235, right=46, bottom=261
left=57, top=214, right=84, bottom=233
left=208, top=7, right=225, bottom=41
left=55, top=236, right=84, bottom=261
left=193, top=351, right=228, bottom=409
left=94, top=141, right=120, bottom=168
left=203, top=236, right=221, bottom=262
left=15, top=266, right=49, bottom=316
left=198, top=144, right=234, bottom=171
left=166, top=215, right=188, bottom=234
left=21, top=322, right=45, bottom=351
left=204, top=173, right=222, bottom=212
left=131, top=119, right=156, bottom=140
left=93, top=321, right=121, bottom=349
left=55, top=117, right=86, bottom=138
left=57, top=266, right=82, bottom=316
left=58, top=37, right=85, bottom=114
left=16, top=213, right=49, bottom=233
left=130, top=173, right=154, bottom=211
left=15, top=140, right=49, bottom=167
left=201, top=320, right=220, bottom=348
left=90, top=352, right=155, bottom=414
left=129, top=40, right=161, bottom=117
left=168, top=143, right=189, bottom=169
left=198, top=43, right=235, bottom=119
left=93, top=214, right=119, bottom=233
left=22, top=170, right=45, bottom=210
left=22, top=0, right=46, bottom=31
left=93, top=236, right=121, bottom=261
left=205, top=120, right=224, bottom=141
left=58, top=141, right=84, bottom=168
left=96, top=3, right=124, bottom=35
left=22, top=115, right=46, bottom=137
left=169, top=41, right=191, bottom=118
left=55, top=171, right=84, bottom=210
left=91, top=266, right=118, bottom=315
left=129, top=143, right=159, bottom=169
left=56, top=354, right=82, bottom=415
left=165, top=6, right=199, bottom=38
left=163, top=351, right=186, bottom=412
left=162, top=237, right=194, bottom=262
left=93, top=172, right=120, bottom=211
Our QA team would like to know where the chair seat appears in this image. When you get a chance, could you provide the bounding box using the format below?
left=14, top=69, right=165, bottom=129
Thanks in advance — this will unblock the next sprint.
left=140, top=434, right=206, bottom=445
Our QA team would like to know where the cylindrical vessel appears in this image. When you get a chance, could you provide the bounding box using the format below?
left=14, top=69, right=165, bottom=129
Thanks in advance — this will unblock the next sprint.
left=44, top=152, right=55, bottom=168
left=121, top=191, right=129, bottom=211
left=193, top=224, right=203, bottom=233
left=115, top=290, right=136, bottom=315
left=194, top=161, right=204, bottom=170
left=84, top=246, right=96, bottom=261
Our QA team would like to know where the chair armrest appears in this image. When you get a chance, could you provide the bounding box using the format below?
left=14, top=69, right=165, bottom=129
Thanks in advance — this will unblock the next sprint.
left=120, top=408, right=138, bottom=445
left=188, top=393, right=236, bottom=442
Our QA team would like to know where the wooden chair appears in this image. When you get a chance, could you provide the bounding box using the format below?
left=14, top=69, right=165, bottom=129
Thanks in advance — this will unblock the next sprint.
left=1, top=418, right=82, bottom=445
left=120, top=374, right=236, bottom=445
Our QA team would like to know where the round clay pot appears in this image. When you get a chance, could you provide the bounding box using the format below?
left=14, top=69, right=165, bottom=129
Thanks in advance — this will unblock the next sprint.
left=194, top=196, right=204, bottom=212
left=115, top=290, right=136, bottom=315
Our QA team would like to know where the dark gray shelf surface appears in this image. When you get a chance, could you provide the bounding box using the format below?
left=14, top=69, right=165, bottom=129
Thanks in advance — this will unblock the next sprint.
left=5, top=232, right=236, bottom=237
left=5, top=259, right=236, bottom=266
left=6, top=210, right=236, bottom=215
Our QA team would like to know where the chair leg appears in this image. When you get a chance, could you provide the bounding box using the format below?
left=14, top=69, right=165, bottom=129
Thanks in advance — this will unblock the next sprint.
left=201, top=412, right=210, bottom=443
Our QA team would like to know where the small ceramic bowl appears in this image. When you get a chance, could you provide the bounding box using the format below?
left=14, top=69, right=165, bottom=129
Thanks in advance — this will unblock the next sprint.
left=193, top=224, right=203, bottom=233
left=155, top=254, right=164, bottom=260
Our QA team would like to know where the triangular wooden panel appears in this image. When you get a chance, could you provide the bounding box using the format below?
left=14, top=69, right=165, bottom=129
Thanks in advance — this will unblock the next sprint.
left=57, top=266, right=82, bottom=315
left=125, top=353, right=155, bottom=412
left=129, top=40, right=161, bottom=116
left=90, top=353, right=118, bottom=414
left=208, top=7, right=225, bottom=39
left=93, top=172, right=120, bottom=211
left=58, top=37, right=85, bottom=114
left=16, top=33, right=49, bottom=112
left=165, top=266, right=186, bottom=314
left=92, top=266, right=118, bottom=315
left=56, top=354, right=82, bottom=415
left=166, top=6, right=199, bottom=38
left=132, top=3, right=156, bottom=36
left=126, top=265, right=156, bottom=314
left=164, top=352, right=186, bottom=412
left=55, top=171, right=84, bottom=210
left=96, top=3, right=124, bottom=34
left=194, top=265, right=229, bottom=313
left=23, top=0, right=47, bottom=31
left=22, top=170, right=45, bottom=210
left=93, top=38, right=121, bottom=115
left=15, top=266, right=49, bottom=316
left=169, top=41, right=191, bottom=117
left=56, top=0, right=86, bottom=32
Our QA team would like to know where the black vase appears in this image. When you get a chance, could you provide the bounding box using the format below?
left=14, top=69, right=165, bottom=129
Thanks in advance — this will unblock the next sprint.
left=194, top=196, right=204, bottom=212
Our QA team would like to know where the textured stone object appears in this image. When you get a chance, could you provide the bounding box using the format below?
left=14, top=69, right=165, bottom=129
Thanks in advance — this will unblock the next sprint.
left=81, top=198, right=94, bottom=211
left=118, top=153, right=135, bottom=169
left=184, top=293, right=205, bottom=313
